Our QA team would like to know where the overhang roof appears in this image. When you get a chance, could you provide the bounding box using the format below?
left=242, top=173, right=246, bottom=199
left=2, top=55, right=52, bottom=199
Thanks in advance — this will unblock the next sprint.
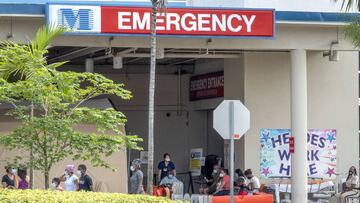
left=0, top=1, right=359, bottom=25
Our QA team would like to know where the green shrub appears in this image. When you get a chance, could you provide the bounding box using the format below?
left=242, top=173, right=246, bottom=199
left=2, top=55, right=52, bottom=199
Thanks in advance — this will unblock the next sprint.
left=0, top=189, right=186, bottom=203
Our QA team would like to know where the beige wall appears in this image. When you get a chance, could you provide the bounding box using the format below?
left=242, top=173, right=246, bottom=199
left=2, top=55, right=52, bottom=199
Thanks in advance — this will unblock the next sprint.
left=224, top=57, right=246, bottom=170
left=0, top=15, right=356, bottom=52
left=0, top=122, right=128, bottom=193
left=243, top=51, right=359, bottom=179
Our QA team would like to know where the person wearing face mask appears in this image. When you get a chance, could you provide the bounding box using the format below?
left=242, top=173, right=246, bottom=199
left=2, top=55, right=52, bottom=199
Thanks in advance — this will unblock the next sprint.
left=50, top=177, right=63, bottom=191
left=2, top=166, right=18, bottom=189
left=129, top=159, right=144, bottom=194
left=60, top=164, right=79, bottom=191
left=158, top=153, right=176, bottom=182
left=159, top=169, right=180, bottom=187
left=340, top=166, right=359, bottom=203
left=200, top=164, right=221, bottom=194
left=17, top=168, right=29, bottom=190
left=157, top=153, right=176, bottom=183
left=77, top=164, right=93, bottom=192
left=213, top=168, right=230, bottom=196
left=244, top=169, right=260, bottom=193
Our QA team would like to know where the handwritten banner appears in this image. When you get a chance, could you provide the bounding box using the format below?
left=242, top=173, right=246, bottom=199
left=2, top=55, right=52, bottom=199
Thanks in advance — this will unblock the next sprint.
left=260, top=129, right=336, bottom=179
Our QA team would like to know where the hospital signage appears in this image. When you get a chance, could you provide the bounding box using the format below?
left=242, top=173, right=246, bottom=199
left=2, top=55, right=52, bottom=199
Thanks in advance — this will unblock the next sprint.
left=190, top=71, right=224, bottom=101
left=47, top=4, right=275, bottom=37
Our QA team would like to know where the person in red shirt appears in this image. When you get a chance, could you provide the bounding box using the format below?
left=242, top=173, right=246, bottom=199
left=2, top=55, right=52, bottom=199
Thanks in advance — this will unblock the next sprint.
left=213, top=168, right=230, bottom=196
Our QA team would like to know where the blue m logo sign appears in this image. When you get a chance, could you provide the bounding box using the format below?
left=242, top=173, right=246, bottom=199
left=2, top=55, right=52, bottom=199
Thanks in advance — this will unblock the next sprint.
left=57, top=9, right=94, bottom=30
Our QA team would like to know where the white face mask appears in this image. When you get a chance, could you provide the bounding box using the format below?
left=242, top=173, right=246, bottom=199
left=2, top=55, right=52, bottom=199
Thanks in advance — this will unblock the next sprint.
left=219, top=173, right=224, bottom=178
left=168, top=174, right=174, bottom=178
left=50, top=183, right=57, bottom=189
left=165, top=158, right=170, bottom=162
left=130, top=166, right=135, bottom=172
left=213, top=170, right=218, bottom=174
left=76, top=170, right=82, bottom=177
left=11, top=169, right=17, bottom=175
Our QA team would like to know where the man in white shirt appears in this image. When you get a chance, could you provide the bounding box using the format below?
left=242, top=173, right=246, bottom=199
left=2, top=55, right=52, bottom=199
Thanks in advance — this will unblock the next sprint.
left=244, top=169, right=261, bottom=192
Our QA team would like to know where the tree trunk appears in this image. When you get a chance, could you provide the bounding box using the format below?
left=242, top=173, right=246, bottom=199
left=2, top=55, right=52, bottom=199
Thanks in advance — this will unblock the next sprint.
left=29, top=102, right=34, bottom=189
left=44, top=170, right=49, bottom=189
left=147, top=3, right=157, bottom=195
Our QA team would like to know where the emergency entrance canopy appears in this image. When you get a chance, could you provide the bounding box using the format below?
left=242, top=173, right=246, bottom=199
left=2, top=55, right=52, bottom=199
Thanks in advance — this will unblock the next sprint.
left=47, top=4, right=274, bottom=37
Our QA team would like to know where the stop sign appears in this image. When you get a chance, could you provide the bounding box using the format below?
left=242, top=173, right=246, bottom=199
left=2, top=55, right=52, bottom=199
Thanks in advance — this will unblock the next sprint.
left=213, top=100, right=250, bottom=140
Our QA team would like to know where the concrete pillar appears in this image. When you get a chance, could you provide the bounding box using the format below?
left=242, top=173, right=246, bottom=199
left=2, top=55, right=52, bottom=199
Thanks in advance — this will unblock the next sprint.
left=224, top=56, right=245, bottom=170
left=85, top=58, right=94, bottom=73
left=290, top=49, right=308, bottom=203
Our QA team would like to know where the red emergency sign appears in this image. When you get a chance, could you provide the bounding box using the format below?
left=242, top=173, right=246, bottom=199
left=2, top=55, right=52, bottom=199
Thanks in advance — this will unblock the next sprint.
left=101, top=7, right=274, bottom=37
left=289, top=137, right=295, bottom=154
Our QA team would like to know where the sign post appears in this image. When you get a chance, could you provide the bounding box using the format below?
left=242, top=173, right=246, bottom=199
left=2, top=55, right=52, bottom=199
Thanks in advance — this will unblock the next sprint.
left=214, top=100, right=250, bottom=203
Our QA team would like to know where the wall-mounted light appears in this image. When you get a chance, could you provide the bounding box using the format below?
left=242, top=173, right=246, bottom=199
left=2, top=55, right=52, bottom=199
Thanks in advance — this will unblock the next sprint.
left=323, top=40, right=339, bottom=62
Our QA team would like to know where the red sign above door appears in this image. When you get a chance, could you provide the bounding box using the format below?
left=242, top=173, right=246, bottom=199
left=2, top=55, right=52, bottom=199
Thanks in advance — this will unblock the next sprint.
left=190, top=71, right=224, bottom=101
left=101, top=7, right=275, bottom=37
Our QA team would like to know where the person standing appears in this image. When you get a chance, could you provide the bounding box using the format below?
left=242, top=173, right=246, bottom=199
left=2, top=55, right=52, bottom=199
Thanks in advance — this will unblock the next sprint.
left=158, top=153, right=176, bottom=183
left=129, top=159, right=144, bottom=194
left=60, top=164, right=79, bottom=191
left=2, top=166, right=18, bottom=189
left=17, top=168, right=29, bottom=190
left=50, top=178, right=64, bottom=191
left=341, top=166, right=359, bottom=203
left=76, top=164, right=93, bottom=192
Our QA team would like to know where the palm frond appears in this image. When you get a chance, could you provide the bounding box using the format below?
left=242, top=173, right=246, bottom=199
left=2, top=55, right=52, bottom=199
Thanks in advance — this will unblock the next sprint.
left=0, top=24, right=66, bottom=80
left=334, top=0, right=360, bottom=11
left=344, top=17, right=360, bottom=48
left=31, top=24, right=67, bottom=52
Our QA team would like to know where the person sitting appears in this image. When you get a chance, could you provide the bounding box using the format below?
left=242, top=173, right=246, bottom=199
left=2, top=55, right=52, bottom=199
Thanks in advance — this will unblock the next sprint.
left=199, top=164, right=221, bottom=195
left=213, top=168, right=230, bottom=196
left=235, top=168, right=247, bottom=187
left=159, top=169, right=179, bottom=187
left=244, top=169, right=260, bottom=193
left=341, top=166, right=359, bottom=203
left=237, top=177, right=249, bottom=196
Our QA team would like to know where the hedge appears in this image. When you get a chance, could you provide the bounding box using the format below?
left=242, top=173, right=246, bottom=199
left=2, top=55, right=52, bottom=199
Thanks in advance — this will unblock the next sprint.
left=0, top=189, right=187, bottom=203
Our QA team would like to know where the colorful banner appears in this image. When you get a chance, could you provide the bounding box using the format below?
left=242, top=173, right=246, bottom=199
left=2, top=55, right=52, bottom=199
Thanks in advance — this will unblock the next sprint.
left=260, top=129, right=337, bottom=179
left=190, top=71, right=224, bottom=101
left=47, top=4, right=275, bottom=37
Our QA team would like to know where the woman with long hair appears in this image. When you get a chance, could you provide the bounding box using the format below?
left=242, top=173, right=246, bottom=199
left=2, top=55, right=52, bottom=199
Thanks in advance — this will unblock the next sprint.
left=341, top=166, right=359, bottom=203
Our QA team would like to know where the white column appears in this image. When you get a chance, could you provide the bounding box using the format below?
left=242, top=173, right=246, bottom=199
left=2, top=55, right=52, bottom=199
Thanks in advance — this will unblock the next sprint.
left=290, top=49, right=308, bottom=203
left=85, top=58, right=94, bottom=73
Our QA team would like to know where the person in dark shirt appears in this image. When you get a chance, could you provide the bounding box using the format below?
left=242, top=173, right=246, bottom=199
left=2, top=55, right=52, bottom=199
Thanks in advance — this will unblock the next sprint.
left=157, top=153, right=176, bottom=183
left=2, top=166, right=17, bottom=189
left=76, top=164, right=93, bottom=192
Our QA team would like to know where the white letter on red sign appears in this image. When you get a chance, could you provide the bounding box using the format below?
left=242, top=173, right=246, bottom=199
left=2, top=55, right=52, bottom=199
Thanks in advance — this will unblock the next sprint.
left=243, top=15, right=256, bottom=32
left=227, top=14, right=242, bottom=32
left=166, top=13, right=181, bottom=31
left=212, top=14, right=226, bottom=32
left=198, top=14, right=211, bottom=31
left=133, top=12, right=150, bottom=30
left=181, top=13, right=197, bottom=31
left=118, top=12, right=132, bottom=30
left=156, top=13, right=165, bottom=31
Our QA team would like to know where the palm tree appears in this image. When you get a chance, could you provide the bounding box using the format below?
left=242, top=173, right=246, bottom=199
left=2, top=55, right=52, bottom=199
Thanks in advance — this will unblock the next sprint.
left=0, top=25, right=65, bottom=188
left=147, top=0, right=167, bottom=195
left=337, top=0, right=360, bottom=11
